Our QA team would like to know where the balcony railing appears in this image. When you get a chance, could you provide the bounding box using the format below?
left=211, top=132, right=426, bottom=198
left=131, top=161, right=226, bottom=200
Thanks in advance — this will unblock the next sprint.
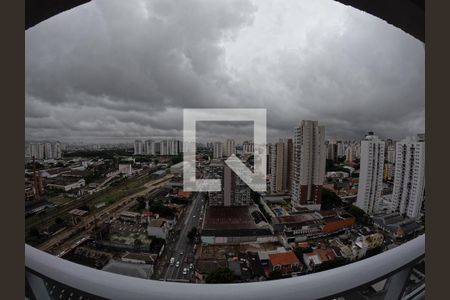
left=26, top=234, right=424, bottom=300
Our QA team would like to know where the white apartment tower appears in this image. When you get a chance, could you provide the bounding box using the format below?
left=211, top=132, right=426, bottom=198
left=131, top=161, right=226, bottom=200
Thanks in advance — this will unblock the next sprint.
left=224, top=139, right=236, bottom=157
left=213, top=142, right=223, bottom=159
left=291, top=121, right=326, bottom=210
left=144, top=140, right=157, bottom=155
left=390, top=135, right=425, bottom=219
left=134, top=140, right=144, bottom=155
left=356, top=133, right=385, bottom=214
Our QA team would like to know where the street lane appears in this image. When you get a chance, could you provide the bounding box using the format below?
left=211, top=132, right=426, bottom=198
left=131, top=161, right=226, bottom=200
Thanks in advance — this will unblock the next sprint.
left=163, top=191, right=205, bottom=281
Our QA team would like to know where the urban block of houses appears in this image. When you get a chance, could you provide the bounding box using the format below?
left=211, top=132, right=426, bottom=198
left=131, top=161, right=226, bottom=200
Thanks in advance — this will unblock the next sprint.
left=373, top=213, right=423, bottom=240
left=272, top=209, right=355, bottom=243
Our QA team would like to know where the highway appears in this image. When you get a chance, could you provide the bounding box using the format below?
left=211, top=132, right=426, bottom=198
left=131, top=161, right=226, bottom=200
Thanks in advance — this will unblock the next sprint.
left=159, top=192, right=206, bottom=282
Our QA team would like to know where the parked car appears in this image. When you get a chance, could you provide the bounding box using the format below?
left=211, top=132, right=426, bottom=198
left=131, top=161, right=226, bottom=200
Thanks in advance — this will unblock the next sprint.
left=182, top=268, right=188, bottom=275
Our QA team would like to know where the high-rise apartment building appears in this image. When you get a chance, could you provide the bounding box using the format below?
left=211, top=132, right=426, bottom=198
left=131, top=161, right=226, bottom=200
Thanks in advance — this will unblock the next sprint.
left=213, top=142, right=223, bottom=159
left=326, top=141, right=337, bottom=161
left=242, top=141, right=254, bottom=154
left=390, top=135, right=425, bottom=219
left=134, top=140, right=144, bottom=155
left=224, top=139, right=236, bottom=157
left=269, top=139, right=293, bottom=194
left=144, top=140, right=157, bottom=155
left=386, top=144, right=396, bottom=164
left=160, top=140, right=180, bottom=156
left=337, top=141, right=345, bottom=158
left=44, top=143, right=53, bottom=159
left=291, top=121, right=326, bottom=210
left=208, top=160, right=251, bottom=207
left=355, top=133, right=385, bottom=214
left=345, top=144, right=354, bottom=163
left=52, top=141, right=62, bottom=159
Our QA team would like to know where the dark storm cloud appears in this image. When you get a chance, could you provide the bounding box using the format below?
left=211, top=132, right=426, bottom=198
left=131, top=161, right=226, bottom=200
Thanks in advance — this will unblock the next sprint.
left=25, top=0, right=424, bottom=143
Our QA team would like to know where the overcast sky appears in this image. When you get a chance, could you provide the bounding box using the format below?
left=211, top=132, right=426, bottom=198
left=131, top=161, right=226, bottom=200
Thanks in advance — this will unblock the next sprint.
left=25, top=0, right=424, bottom=144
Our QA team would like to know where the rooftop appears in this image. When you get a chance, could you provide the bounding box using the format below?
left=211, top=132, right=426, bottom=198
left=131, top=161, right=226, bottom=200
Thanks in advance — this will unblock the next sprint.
left=203, top=206, right=257, bottom=231
left=102, top=260, right=153, bottom=279
left=269, top=251, right=301, bottom=266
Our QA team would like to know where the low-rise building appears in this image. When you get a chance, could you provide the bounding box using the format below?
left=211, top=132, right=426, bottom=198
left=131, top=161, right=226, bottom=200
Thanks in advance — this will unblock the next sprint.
left=200, top=206, right=275, bottom=245
left=147, top=218, right=172, bottom=239
left=268, top=251, right=303, bottom=275
left=102, top=260, right=153, bottom=279
left=272, top=210, right=355, bottom=243
left=121, top=252, right=156, bottom=265
left=46, top=177, right=85, bottom=192
left=119, top=211, right=141, bottom=223
left=303, top=248, right=337, bottom=271
left=373, top=213, right=423, bottom=240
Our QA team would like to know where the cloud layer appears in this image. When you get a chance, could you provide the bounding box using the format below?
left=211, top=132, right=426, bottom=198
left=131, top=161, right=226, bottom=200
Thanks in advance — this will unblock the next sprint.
left=25, top=0, right=425, bottom=143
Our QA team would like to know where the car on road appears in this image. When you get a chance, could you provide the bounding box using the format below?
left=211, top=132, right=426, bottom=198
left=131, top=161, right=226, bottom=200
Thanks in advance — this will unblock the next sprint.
left=180, top=251, right=183, bottom=255
left=193, top=215, right=196, bottom=218
left=182, top=268, right=188, bottom=275
left=170, top=257, right=175, bottom=265
left=175, top=261, right=180, bottom=268
left=189, top=263, right=194, bottom=270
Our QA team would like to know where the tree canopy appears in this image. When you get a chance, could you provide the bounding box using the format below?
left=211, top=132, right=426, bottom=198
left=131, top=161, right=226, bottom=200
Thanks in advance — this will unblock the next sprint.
left=205, top=267, right=235, bottom=283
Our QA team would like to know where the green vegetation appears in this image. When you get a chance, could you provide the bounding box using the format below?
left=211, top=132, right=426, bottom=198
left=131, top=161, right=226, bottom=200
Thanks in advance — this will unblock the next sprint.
left=171, top=154, right=183, bottom=165
left=326, top=159, right=349, bottom=173
left=134, top=196, right=147, bottom=212
left=187, top=227, right=197, bottom=241
left=321, top=189, right=343, bottom=210
left=269, top=269, right=283, bottom=280
left=26, top=173, right=152, bottom=232
left=63, top=149, right=131, bottom=159
left=345, top=204, right=372, bottom=226
left=26, top=226, right=47, bottom=246
left=149, top=200, right=176, bottom=218
left=150, top=237, right=165, bottom=253
left=134, top=238, right=143, bottom=248
left=205, top=267, right=235, bottom=283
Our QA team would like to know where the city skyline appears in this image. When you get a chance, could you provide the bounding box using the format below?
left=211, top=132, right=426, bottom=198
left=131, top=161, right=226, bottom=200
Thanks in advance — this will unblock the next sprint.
left=26, top=0, right=424, bottom=143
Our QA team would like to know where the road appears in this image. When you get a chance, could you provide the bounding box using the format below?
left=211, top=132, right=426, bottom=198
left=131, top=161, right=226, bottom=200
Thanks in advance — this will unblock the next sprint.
left=159, top=192, right=205, bottom=282
left=38, top=174, right=173, bottom=252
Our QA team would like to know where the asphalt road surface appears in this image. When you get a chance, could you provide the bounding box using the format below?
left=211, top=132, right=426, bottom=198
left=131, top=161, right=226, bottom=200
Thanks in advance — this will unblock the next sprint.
left=160, top=192, right=205, bottom=282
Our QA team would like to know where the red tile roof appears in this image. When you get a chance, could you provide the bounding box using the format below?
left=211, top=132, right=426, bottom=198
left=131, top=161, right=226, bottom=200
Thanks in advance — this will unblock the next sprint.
left=269, top=251, right=301, bottom=266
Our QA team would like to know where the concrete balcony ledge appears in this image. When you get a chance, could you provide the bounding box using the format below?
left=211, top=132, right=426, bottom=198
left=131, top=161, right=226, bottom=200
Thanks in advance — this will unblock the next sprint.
left=25, top=234, right=424, bottom=300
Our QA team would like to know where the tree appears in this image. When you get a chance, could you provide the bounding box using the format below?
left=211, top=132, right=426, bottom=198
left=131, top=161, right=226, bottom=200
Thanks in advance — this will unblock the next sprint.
left=269, top=269, right=283, bottom=280
left=29, top=226, right=41, bottom=238
left=54, top=217, right=65, bottom=225
left=135, top=196, right=146, bottom=211
left=205, top=267, right=235, bottom=283
left=79, top=205, right=90, bottom=212
left=134, top=238, right=143, bottom=248
left=321, top=189, right=343, bottom=210
left=187, top=227, right=197, bottom=240
left=346, top=204, right=372, bottom=226
left=171, top=154, right=183, bottom=165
